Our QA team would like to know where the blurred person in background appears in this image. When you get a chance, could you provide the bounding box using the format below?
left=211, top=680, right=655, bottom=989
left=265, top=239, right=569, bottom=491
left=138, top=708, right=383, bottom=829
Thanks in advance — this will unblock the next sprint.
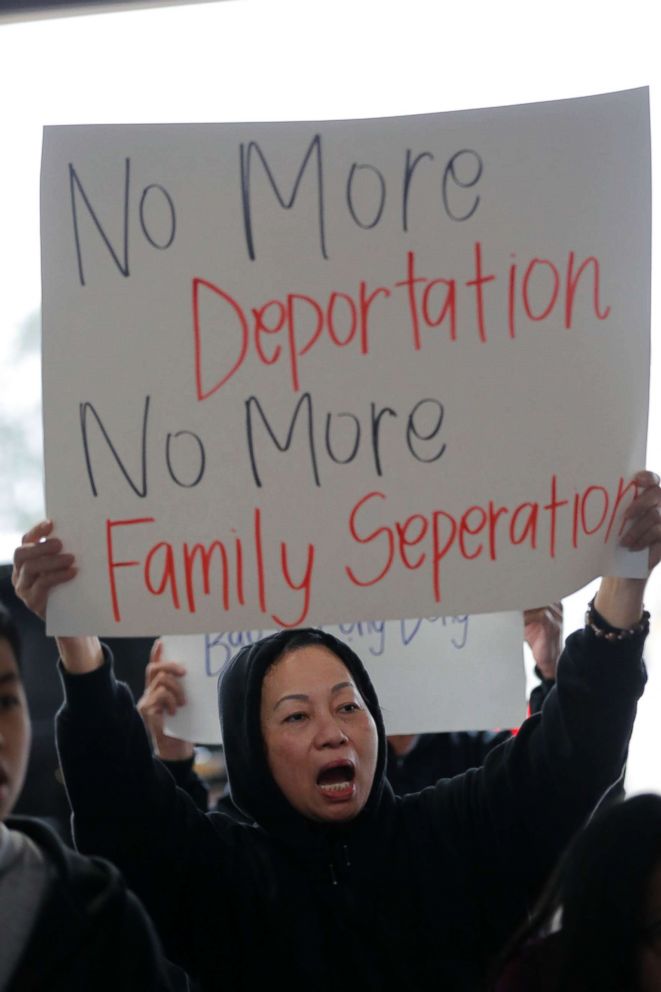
left=0, top=600, right=175, bottom=992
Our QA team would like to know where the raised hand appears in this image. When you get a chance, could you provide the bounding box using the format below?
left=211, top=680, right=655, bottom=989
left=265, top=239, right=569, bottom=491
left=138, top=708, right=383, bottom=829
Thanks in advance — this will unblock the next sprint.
left=523, top=603, right=563, bottom=680
left=138, top=639, right=194, bottom=761
left=620, top=470, right=661, bottom=570
left=12, top=521, right=102, bottom=673
left=12, top=520, right=76, bottom=621
left=594, top=470, right=661, bottom=629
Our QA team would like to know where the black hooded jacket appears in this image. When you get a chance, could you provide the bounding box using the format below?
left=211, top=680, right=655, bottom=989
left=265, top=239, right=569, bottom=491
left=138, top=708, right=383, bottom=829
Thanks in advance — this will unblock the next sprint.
left=4, top=817, right=175, bottom=992
left=56, top=625, right=646, bottom=991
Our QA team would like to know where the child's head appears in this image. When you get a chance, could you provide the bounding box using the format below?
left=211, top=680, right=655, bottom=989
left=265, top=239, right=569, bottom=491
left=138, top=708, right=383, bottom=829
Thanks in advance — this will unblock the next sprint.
left=0, top=601, right=30, bottom=821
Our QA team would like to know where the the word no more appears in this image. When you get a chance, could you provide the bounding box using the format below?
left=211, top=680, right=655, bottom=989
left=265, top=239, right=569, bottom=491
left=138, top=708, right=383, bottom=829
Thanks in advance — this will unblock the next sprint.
left=78, top=392, right=447, bottom=498
left=68, top=139, right=482, bottom=283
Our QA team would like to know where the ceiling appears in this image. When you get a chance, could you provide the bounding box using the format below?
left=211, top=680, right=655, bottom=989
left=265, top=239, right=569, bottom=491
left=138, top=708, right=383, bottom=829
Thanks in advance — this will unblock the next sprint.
left=0, top=0, right=230, bottom=24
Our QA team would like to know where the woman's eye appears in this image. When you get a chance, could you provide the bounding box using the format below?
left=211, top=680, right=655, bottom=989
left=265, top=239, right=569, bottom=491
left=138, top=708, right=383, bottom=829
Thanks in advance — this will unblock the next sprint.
left=0, top=695, right=19, bottom=712
left=339, top=702, right=360, bottom=714
left=284, top=712, right=307, bottom=724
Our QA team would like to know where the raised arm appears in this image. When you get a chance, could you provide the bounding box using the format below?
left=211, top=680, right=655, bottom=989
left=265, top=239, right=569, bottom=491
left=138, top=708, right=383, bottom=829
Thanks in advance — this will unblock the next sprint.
left=11, top=520, right=238, bottom=979
left=138, top=640, right=195, bottom=763
left=137, top=641, right=212, bottom=812
left=420, top=471, right=661, bottom=962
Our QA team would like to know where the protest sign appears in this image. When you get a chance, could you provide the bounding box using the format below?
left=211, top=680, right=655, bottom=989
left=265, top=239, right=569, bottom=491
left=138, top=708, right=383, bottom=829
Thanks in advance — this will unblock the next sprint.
left=163, top=611, right=526, bottom=743
left=40, top=88, right=651, bottom=635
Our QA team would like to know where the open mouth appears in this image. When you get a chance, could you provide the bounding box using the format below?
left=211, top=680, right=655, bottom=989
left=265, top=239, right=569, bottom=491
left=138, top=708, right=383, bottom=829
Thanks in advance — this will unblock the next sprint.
left=316, top=762, right=355, bottom=800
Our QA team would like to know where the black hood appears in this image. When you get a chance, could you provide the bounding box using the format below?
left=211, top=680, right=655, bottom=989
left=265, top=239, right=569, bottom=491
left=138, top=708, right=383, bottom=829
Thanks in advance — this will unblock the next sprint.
left=218, top=628, right=388, bottom=836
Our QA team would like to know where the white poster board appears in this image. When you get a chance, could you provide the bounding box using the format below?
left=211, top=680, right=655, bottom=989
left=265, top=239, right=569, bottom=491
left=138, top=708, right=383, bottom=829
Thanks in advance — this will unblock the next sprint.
left=163, top=611, right=526, bottom=743
left=40, top=88, right=651, bottom=635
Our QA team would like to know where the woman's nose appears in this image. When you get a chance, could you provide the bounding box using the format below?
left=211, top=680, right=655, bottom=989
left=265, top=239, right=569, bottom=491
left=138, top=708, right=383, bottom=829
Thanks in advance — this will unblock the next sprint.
left=314, top=715, right=348, bottom=748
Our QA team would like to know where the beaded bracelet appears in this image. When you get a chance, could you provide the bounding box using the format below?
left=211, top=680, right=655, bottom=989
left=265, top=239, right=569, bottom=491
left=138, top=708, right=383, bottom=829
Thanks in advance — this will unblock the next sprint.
left=585, top=598, right=650, bottom=641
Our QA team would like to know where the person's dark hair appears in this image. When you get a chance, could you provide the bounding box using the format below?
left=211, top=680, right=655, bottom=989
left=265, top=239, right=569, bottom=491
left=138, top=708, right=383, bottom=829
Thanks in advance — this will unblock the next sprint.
left=265, top=627, right=340, bottom=672
left=0, top=599, right=21, bottom=672
left=495, top=794, right=661, bottom=991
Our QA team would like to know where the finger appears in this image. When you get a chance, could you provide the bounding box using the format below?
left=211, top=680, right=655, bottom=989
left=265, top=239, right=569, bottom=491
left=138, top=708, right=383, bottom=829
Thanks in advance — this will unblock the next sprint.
left=144, top=659, right=188, bottom=685
left=15, top=550, right=75, bottom=578
left=13, top=547, right=74, bottom=596
left=623, top=482, right=661, bottom=520
left=631, top=470, right=661, bottom=491
left=523, top=606, right=558, bottom=626
left=13, top=566, right=78, bottom=621
left=144, top=645, right=163, bottom=684
left=21, top=520, right=54, bottom=545
left=137, top=692, right=165, bottom=721
left=137, top=700, right=165, bottom=729
left=29, top=569, right=79, bottom=596
left=141, top=685, right=181, bottom=718
left=524, top=603, right=561, bottom=616
left=146, top=640, right=187, bottom=679
left=622, top=518, right=661, bottom=553
left=13, top=566, right=77, bottom=603
left=14, top=537, right=67, bottom=568
left=145, top=660, right=187, bottom=678
left=139, top=691, right=172, bottom=718
left=538, top=605, right=563, bottom=630
left=13, top=556, right=76, bottom=597
left=620, top=487, right=661, bottom=541
left=146, top=671, right=187, bottom=707
left=149, top=638, right=164, bottom=666
left=621, top=503, right=661, bottom=547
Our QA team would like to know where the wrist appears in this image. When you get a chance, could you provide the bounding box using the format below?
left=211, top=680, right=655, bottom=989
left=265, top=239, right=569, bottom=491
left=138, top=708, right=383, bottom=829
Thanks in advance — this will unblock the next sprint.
left=593, top=576, right=647, bottom=629
left=587, top=591, right=649, bottom=641
left=154, top=736, right=195, bottom=762
left=56, top=636, right=104, bottom=674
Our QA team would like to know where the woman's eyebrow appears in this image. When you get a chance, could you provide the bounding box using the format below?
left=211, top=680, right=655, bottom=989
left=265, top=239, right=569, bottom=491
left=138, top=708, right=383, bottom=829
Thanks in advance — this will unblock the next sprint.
left=273, top=693, right=309, bottom=711
left=273, top=682, right=355, bottom=711
left=0, top=671, right=19, bottom=687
